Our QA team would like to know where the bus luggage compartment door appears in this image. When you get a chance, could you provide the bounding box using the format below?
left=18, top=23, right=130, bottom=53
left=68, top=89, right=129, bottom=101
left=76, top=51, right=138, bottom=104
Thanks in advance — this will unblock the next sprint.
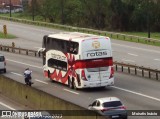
left=86, top=67, right=110, bottom=86
left=99, top=67, right=110, bottom=86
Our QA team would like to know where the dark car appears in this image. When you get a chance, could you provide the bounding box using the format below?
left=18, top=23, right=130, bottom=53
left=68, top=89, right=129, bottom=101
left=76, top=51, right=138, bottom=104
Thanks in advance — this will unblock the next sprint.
left=0, top=54, right=6, bottom=73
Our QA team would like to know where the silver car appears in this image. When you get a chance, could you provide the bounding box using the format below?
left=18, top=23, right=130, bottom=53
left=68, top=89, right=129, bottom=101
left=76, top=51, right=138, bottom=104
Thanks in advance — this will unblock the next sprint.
left=0, top=54, right=6, bottom=73
left=88, top=97, right=127, bottom=119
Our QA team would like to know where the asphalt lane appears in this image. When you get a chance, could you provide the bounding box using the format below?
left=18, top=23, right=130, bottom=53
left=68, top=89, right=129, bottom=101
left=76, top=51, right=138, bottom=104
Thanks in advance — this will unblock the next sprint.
left=0, top=20, right=160, bottom=70
left=2, top=51, right=160, bottom=111
left=1, top=20, right=160, bottom=119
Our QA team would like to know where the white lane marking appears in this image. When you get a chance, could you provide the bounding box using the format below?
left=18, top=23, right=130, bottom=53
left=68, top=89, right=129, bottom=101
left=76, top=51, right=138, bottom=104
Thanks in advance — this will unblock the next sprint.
left=128, top=53, right=138, bottom=57
left=34, top=47, right=42, bottom=49
left=122, top=59, right=135, bottom=63
left=154, top=59, right=160, bottom=61
left=11, top=72, right=23, bottom=77
left=112, top=43, right=160, bottom=54
left=63, top=89, right=79, bottom=95
left=112, top=86, right=160, bottom=102
left=7, top=58, right=160, bottom=102
left=35, top=79, right=48, bottom=84
left=6, top=59, right=42, bottom=69
left=0, top=102, right=16, bottom=110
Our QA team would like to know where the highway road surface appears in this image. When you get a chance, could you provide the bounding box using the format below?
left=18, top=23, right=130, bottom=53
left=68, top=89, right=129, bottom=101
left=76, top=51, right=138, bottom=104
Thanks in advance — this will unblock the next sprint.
left=0, top=20, right=160, bottom=70
left=1, top=51, right=160, bottom=119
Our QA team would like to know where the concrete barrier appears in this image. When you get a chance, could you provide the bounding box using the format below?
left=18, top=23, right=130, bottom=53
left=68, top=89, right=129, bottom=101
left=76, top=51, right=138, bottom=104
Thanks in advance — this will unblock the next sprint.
left=0, top=75, right=108, bottom=119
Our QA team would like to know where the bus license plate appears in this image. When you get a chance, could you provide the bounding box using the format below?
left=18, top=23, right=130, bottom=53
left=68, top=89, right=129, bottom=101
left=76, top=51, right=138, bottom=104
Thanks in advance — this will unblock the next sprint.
left=112, top=115, right=119, bottom=118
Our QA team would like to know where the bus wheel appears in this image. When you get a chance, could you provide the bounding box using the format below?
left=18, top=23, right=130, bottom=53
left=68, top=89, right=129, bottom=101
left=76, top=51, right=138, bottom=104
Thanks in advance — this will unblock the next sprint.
left=68, top=78, right=73, bottom=89
left=48, top=70, right=50, bottom=78
left=48, top=71, right=53, bottom=82
left=72, top=78, right=77, bottom=90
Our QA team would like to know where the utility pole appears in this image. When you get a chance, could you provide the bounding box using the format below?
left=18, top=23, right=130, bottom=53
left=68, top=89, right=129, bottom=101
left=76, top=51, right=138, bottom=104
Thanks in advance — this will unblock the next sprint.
left=10, top=0, right=12, bottom=17
left=97, top=0, right=100, bottom=29
left=147, top=0, right=151, bottom=38
left=61, top=0, right=64, bottom=24
left=32, top=0, right=35, bottom=21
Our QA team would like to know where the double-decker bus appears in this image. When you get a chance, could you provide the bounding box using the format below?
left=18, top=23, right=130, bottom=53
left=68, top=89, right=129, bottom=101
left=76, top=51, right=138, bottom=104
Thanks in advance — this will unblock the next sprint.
left=42, top=32, right=114, bottom=89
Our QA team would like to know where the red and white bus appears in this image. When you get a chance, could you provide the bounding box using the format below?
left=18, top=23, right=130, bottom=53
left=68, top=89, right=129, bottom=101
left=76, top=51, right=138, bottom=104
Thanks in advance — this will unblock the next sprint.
left=42, top=32, right=114, bottom=89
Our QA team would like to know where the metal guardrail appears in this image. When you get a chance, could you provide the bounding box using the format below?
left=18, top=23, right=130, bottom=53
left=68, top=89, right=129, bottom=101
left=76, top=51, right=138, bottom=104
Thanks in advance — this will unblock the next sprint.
left=114, top=61, right=160, bottom=80
left=0, top=44, right=159, bottom=80
left=0, top=16, right=160, bottom=45
left=0, top=45, right=42, bottom=57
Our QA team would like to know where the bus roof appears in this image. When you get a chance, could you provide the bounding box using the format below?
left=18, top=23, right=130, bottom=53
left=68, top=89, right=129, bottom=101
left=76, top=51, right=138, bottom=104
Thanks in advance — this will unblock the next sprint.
left=48, top=32, right=107, bottom=42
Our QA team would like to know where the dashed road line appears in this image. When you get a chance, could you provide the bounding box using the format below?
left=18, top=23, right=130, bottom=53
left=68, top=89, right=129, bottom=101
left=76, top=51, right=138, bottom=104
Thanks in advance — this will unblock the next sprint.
left=63, top=89, right=79, bottom=95
left=154, top=59, right=160, bottom=61
left=0, top=102, right=16, bottom=110
left=11, top=72, right=23, bottom=77
left=6, top=59, right=42, bottom=69
left=128, top=53, right=138, bottom=57
left=35, top=79, right=48, bottom=84
left=112, top=86, right=160, bottom=102
left=7, top=58, right=160, bottom=103
left=122, top=59, right=135, bottom=63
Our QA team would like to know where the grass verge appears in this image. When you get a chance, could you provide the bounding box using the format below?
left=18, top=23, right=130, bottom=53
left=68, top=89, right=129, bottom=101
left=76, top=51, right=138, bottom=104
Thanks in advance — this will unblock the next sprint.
left=0, top=32, right=17, bottom=39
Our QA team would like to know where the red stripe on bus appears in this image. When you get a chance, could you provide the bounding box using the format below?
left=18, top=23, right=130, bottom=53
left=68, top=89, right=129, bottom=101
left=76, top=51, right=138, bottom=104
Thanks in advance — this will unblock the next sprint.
left=48, top=69, right=75, bottom=84
left=74, top=57, right=113, bottom=69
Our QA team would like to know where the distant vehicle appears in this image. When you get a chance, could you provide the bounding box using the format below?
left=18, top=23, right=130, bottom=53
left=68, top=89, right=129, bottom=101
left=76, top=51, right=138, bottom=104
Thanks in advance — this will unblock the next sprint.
left=0, top=54, right=6, bottom=73
left=13, top=8, right=23, bottom=13
left=88, top=97, right=127, bottom=119
left=41, top=32, right=114, bottom=89
left=0, top=9, right=9, bottom=13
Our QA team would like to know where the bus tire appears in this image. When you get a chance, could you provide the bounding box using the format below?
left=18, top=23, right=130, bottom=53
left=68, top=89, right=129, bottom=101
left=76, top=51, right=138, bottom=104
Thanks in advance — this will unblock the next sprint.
left=48, top=70, right=50, bottom=78
left=72, top=78, right=77, bottom=90
left=48, top=70, right=53, bottom=82
left=4, top=68, right=6, bottom=73
left=68, top=78, right=73, bottom=89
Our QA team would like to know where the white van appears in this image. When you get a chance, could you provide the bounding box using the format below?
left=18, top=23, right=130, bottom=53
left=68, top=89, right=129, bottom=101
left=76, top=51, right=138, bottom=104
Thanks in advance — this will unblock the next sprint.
left=0, top=54, right=6, bottom=73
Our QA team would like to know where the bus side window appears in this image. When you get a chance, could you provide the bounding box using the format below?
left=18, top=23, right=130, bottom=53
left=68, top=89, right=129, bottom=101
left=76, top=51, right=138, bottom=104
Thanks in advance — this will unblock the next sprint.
left=48, top=59, right=67, bottom=71
left=43, top=50, right=46, bottom=65
left=43, top=35, right=48, bottom=48
left=57, top=60, right=67, bottom=71
left=53, top=59, right=57, bottom=68
left=67, top=41, right=78, bottom=54
left=73, top=43, right=78, bottom=54
left=57, top=60, right=62, bottom=70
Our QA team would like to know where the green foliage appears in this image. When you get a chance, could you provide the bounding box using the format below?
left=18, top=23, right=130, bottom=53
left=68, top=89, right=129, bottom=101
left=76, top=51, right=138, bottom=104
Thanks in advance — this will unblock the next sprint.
left=0, top=32, right=16, bottom=39
left=3, top=0, right=160, bottom=32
